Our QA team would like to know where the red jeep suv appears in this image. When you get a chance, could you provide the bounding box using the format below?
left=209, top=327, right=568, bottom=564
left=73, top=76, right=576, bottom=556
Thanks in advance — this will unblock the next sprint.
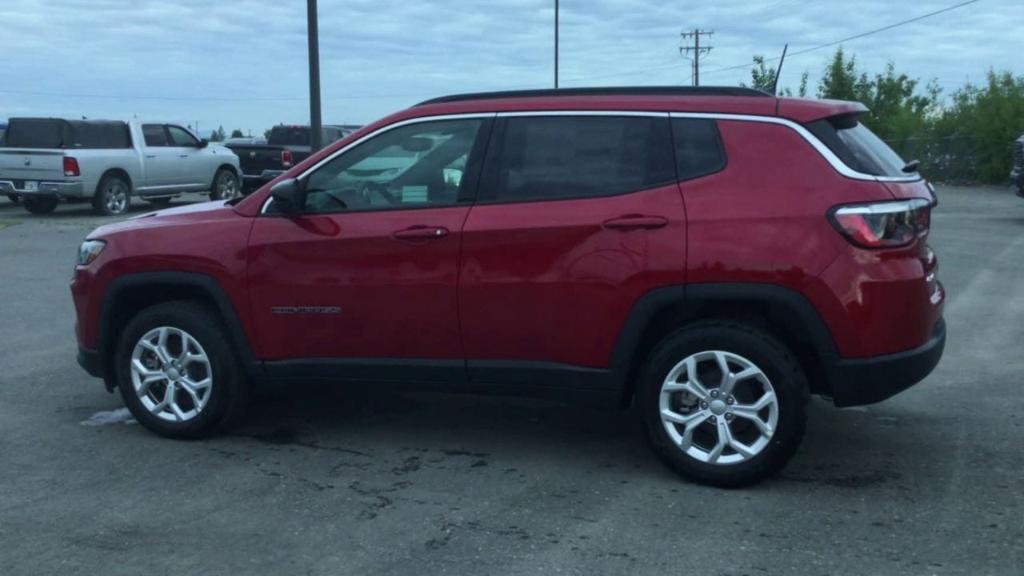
left=72, top=87, right=945, bottom=486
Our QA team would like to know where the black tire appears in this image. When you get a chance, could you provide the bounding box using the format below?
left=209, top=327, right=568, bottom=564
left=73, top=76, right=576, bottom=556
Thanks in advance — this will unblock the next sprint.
left=7, top=193, right=21, bottom=204
left=638, top=321, right=808, bottom=487
left=209, top=168, right=240, bottom=201
left=22, top=196, right=58, bottom=214
left=115, top=301, right=248, bottom=439
left=93, top=175, right=131, bottom=216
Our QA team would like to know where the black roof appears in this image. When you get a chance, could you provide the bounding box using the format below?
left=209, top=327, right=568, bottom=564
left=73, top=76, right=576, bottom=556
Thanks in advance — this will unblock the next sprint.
left=417, top=86, right=771, bottom=106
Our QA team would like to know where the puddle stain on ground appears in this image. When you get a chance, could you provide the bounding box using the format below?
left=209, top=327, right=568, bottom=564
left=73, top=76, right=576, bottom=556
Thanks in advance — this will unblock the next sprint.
left=80, top=408, right=135, bottom=427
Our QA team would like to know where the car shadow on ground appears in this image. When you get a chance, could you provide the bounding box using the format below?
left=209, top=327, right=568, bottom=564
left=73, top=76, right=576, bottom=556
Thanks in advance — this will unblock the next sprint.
left=203, top=382, right=923, bottom=491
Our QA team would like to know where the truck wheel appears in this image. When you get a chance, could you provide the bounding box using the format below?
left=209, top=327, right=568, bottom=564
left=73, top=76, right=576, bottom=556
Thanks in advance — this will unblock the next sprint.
left=7, top=193, right=21, bottom=204
left=93, top=175, right=131, bottom=216
left=638, top=321, right=808, bottom=487
left=115, top=301, right=248, bottom=439
left=23, top=196, right=59, bottom=214
left=209, top=169, right=240, bottom=201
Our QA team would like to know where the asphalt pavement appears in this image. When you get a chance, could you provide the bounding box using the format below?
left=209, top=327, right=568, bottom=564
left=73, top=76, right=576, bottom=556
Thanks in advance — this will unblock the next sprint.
left=0, top=186, right=1021, bottom=575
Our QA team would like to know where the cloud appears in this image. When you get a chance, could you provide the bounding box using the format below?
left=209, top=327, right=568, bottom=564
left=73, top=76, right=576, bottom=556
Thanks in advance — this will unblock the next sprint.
left=0, top=0, right=1020, bottom=135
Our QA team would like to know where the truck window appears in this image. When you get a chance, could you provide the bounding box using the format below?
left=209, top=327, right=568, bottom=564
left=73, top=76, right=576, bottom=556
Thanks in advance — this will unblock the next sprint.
left=143, top=124, right=169, bottom=147
left=167, top=126, right=199, bottom=147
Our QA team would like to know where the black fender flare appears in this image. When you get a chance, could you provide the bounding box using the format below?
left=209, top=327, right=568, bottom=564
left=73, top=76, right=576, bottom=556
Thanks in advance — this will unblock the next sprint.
left=608, top=283, right=839, bottom=397
left=96, top=271, right=262, bottom=385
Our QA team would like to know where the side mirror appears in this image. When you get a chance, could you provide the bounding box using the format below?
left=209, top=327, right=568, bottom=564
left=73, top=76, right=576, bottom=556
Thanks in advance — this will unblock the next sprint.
left=198, top=139, right=209, bottom=148
left=270, top=178, right=304, bottom=214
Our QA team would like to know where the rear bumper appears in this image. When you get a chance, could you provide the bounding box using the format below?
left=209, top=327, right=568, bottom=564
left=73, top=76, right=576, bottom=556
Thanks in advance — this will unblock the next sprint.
left=0, top=179, right=84, bottom=197
left=827, top=319, right=946, bottom=407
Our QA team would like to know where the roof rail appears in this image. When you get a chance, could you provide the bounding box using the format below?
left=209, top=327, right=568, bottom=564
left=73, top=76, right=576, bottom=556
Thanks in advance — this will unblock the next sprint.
left=416, top=86, right=772, bottom=106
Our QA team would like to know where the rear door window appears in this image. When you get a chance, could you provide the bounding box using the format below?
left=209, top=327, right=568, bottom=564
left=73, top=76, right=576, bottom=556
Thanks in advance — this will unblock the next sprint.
left=806, top=116, right=908, bottom=177
left=672, top=118, right=726, bottom=181
left=481, top=115, right=675, bottom=203
left=142, top=124, right=169, bottom=147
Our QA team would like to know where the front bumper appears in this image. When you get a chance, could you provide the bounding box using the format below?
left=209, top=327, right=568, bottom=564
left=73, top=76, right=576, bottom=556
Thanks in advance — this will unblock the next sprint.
left=827, top=319, right=946, bottom=407
left=0, top=179, right=84, bottom=197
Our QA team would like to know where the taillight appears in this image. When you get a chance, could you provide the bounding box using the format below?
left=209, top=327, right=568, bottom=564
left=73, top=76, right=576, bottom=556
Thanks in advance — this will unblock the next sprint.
left=281, top=150, right=293, bottom=168
left=829, top=198, right=932, bottom=249
left=63, top=156, right=80, bottom=177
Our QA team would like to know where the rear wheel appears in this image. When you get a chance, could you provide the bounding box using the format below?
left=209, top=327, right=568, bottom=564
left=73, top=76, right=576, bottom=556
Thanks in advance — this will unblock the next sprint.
left=209, top=168, right=240, bottom=201
left=93, top=175, right=131, bottom=215
left=115, top=302, right=248, bottom=439
left=7, top=193, right=21, bottom=204
left=23, top=196, right=58, bottom=214
left=639, top=321, right=808, bottom=487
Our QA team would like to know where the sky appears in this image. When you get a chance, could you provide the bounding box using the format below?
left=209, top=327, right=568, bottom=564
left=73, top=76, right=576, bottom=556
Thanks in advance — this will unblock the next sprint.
left=1, top=0, right=1021, bottom=137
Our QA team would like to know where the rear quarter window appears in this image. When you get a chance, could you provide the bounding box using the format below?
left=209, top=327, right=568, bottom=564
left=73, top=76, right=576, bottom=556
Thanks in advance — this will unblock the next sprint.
left=672, top=118, right=726, bottom=181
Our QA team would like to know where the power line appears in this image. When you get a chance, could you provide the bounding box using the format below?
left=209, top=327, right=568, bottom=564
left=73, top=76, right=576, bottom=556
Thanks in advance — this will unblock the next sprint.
left=703, top=0, right=983, bottom=76
left=0, top=89, right=423, bottom=102
left=680, top=29, right=714, bottom=86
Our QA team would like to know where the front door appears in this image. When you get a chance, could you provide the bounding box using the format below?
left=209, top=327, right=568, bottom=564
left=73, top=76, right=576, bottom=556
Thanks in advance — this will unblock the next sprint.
left=247, top=116, right=491, bottom=383
left=166, top=125, right=204, bottom=189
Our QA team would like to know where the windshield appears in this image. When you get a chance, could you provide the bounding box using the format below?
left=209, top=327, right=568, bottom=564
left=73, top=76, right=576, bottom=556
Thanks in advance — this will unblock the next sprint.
left=806, top=115, right=909, bottom=177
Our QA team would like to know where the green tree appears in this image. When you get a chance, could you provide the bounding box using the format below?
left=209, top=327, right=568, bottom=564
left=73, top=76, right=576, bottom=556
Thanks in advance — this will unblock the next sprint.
left=209, top=125, right=226, bottom=142
left=744, top=55, right=809, bottom=97
left=230, top=129, right=244, bottom=138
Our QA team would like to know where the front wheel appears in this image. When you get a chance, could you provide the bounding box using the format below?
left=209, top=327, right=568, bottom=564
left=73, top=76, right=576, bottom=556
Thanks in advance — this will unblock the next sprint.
left=209, top=168, right=240, bottom=201
left=115, top=302, right=248, bottom=438
left=93, top=175, right=131, bottom=215
left=639, top=321, right=808, bottom=487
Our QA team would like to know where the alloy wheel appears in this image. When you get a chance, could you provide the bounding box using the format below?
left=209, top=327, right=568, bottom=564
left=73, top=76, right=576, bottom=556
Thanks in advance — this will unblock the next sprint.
left=106, top=181, right=128, bottom=214
left=659, top=350, right=779, bottom=465
left=130, top=326, right=213, bottom=422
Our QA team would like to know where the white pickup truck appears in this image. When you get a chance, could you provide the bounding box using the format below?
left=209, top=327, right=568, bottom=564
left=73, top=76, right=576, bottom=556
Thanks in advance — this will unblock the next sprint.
left=0, top=118, right=242, bottom=215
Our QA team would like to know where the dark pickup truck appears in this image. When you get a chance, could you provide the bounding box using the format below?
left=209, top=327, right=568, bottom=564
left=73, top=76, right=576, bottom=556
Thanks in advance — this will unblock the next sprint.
left=226, top=124, right=355, bottom=192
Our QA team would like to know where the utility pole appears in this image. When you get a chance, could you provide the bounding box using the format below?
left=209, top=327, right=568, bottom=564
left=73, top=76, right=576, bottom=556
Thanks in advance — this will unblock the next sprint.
left=554, top=0, right=559, bottom=89
left=680, top=29, right=713, bottom=87
left=307, top=0, right=323, bottom=153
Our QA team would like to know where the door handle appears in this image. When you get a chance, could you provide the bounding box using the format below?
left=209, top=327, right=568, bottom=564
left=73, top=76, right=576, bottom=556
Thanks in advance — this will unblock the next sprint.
left=145, top=154, right=157, bottom=158
left=178, top=154, right=189, bottom=158
left=392, top=225, right=449, bottom=241
left=602, top=215, right=669, bottom=231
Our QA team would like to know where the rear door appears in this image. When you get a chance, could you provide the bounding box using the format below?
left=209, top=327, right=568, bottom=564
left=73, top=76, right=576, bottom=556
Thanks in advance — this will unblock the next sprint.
left=247, top=116, right=491, bottom=382
left=458, top=113, right=687, bottom=388
left=139, top=124, right=179, bottom=190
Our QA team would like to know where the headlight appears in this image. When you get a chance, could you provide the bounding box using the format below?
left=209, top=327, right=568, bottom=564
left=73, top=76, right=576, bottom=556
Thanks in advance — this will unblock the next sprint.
left=77, top=239, right=106, bottom=266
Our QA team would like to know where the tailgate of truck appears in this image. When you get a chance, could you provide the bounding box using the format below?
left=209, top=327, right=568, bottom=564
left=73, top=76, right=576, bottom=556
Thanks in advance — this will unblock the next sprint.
left=0, top=149, right=66, bottom=188
left=228, top=145, right=287, bottom=176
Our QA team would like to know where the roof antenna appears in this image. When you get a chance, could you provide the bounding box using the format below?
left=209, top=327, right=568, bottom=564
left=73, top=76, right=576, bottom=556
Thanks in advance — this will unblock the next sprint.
left=771, top=43, right=788, bottom=96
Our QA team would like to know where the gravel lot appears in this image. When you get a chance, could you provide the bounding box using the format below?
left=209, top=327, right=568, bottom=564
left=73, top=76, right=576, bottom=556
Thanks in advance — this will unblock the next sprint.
left=1, top=186, right=1022, bottom=575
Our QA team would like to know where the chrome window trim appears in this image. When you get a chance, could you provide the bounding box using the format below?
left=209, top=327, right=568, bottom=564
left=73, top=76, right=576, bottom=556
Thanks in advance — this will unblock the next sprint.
left=261, top=108, right=919, bottom=213
left=669, top=112, right=922, bottom=183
